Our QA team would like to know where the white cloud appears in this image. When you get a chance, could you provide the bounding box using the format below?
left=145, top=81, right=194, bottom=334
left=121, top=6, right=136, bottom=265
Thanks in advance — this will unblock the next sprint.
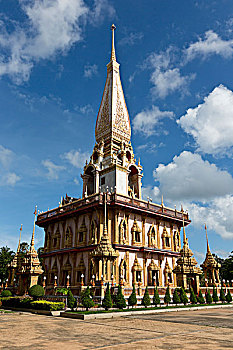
left=185, top=30, right=233, bottom=61
left=177, top=85, right=233, bottom=155
left=42, top=159, right=65, bottom=180
left=119, top=32, right=144, bottom=46
left=133, top=105, right=174, bottom=137
left=154, top=151, right=233, bottom=201
left=84, top=64, right=98, bottom=78
left=143, top=151, right=233, bottom=239
left=0, top=172, right=21, bottom=186
left=147, top=49, right=195, bottom=98
left=62, top=149, right=90, bottom=168
left=90, top=0, right=115, bottom=25
left=137, top=142, right=157, bottom=154
left=0, top=145, right=13, bottom=168
left=188, top=196, right=233, bottom=239
left=0, top=0, right=114, bottom=83
left=0, top=145, right=21, bottom=186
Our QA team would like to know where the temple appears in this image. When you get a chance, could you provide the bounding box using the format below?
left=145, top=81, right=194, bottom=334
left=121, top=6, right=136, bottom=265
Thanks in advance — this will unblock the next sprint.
left=35, top=25, right=194, bottom=296
left=201, top=224, right=221, bottom=286
left=8, top=208, right=43, bottom=294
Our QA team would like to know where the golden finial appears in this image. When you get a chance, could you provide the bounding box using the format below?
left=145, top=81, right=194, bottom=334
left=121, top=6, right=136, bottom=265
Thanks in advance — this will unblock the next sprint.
left=31, top=205, right=37, bottom=249
left=138, top=157, right=141, bottom=166
left=205, top=223, right=210, bottom=253
left=111, top=24, right=116, bottom=61
left=17, top=224, right=23, bottom=252
left=161, top=194, right=164, bottom=206
left=182, top=213, right=188, bottom=245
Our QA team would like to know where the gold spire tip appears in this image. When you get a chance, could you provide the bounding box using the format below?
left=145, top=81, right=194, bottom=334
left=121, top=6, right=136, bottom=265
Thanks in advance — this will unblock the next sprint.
left=111, top=23, right=116, bottom=61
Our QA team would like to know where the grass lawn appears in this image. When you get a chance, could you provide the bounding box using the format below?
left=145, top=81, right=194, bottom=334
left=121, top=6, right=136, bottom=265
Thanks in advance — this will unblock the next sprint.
left=66, top=302, right=232, bottom=315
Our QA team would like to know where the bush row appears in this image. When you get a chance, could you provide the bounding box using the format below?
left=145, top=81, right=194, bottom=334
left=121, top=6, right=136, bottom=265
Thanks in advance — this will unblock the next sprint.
left=1, top=297, right=65, bottom=311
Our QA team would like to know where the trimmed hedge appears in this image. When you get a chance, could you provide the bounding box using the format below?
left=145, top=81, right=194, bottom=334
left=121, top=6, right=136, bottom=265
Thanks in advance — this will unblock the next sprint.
left=1, top=297, right=65, bottom=311
left=28, top=285, right=45, bottom=300
left=1, top=290, right=12, bottom=297
left=30, top=301, right=65, bottom=311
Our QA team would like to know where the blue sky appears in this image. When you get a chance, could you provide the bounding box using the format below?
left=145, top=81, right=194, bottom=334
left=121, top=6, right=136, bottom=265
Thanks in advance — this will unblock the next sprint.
left=0, top=0, right=233, bottom=263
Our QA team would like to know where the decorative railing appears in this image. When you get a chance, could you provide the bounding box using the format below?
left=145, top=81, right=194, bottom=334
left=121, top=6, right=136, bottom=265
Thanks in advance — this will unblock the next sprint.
left=37, top=192, right=189, bottom=223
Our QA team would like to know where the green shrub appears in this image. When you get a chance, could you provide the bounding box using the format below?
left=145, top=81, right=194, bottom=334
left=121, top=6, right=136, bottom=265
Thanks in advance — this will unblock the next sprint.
left=190, top=287, right=197, bottom=304
left=142, top=287, right=151, bottom=308
left=56, top=287, right=68, bottom=295
left=28, top=285, right=45, bottom=300
left=115, top=285, right=126, bottom=309
left=179, top=287, right=188, bottom=305
left=220, top=287, right=226, bottom=303
left=81, top=286, right=95, bottom=311
left=67, top=289, right=76, bottom=310
left=212, top=287, right=219, bottom=303
left=128, top=284, right=137, bottom=307
left=30, top=300, right=65, bottom=311
left=197, top=290, right=205, bottom=304
left=1, top=290, right=12, bottom=297
left=153, top=287, right=160, bottom=306
left=205, top=289, right=212, bottom=304
left=172, top=288, right=180, bottom=305
left=1, top=297, right=32, bottom=308
left=164, top=286, right=171, bottom=305
left=2, top=297, right=21, bottom=308
left=226, top=290, right=232, bottom=303
left=102, top=282, right=112, bottom=310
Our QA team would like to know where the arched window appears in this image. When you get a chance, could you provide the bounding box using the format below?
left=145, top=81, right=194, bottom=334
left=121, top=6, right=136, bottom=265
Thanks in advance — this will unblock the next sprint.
left=128, top=165, right=139, bottom=198
left=85, top=166, right=95, bottom=195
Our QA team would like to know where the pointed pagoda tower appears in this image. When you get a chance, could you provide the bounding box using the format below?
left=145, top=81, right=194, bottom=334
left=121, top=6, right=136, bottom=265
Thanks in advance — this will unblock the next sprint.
left=173, top=215, right=201, bottom=293
left=17, top=207, right=43, bottom=295
left=201, top=224, right=221, bottom=286
left=37, top=25, right=191, bottom=295
left=82, top=24, right=143, bottom=199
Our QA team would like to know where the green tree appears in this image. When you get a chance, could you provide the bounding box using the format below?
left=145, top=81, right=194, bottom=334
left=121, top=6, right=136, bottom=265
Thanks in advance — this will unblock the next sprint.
left=164, top=286, right=171, bottom=306
left=115, top=285, right=126, bottom=309
left=37, top=247, right=44, bottom=266
left=81, top=286, right=94, bottom=311
left=153, top=286, right=160, bottom=306
left=172, top=288, right=180, bottom=305
left=220, top=287, right=226, bottom=303
left=142, top=286, right=151, bottom=308
left=205, top=289, right=213, bottom=304
left=102, top=282, right=112, bottom=310
left=28, top=284, right=45, bottom=300
left=128, top=284, right=137, bottom=307
left=1, top=290, right=12, bottom=297
left=212, top=286, right=219, bottom=303
left=0, top=246, right=15, bottom=282
left=197, top=290, right=205, bottom=304
left=179, top=287, right=188, bottom=305
left=190, top=287, right=197, bottom=304
left=67, top=289, right=76, bottom=310
left=226, top=289, right=232, bottom=303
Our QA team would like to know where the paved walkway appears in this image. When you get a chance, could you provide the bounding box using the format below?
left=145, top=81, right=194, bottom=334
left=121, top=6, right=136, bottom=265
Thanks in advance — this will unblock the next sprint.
left=1, top=307, right=233, bottom=349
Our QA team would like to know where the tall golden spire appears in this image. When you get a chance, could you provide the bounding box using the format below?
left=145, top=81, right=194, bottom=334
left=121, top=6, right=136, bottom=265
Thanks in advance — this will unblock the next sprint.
left=17, top=224, right=22, bottom=253
left=182, top=212, right=188, bottom=245
left=30, top=205, right=37, bottom=251
left=111, top=24, right=116, bottom=61
left=205, top=223, right=210, bottom=253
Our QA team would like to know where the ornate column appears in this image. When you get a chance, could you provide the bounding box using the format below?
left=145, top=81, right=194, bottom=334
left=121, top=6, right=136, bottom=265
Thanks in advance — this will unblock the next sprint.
left=142, top=218, right=146, bottom=246
left=114, top=211, right=119, bottom=244
left=157, top=221, right=160, bottom=249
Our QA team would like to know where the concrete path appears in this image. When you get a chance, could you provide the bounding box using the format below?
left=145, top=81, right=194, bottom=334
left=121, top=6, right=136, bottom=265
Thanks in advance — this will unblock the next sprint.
left=1, top=307, right=233, bottom=349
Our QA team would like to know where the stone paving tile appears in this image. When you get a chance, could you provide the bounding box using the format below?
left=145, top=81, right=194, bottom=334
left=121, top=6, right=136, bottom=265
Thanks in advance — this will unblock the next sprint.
left=1, top=308, right=233, bottom=349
